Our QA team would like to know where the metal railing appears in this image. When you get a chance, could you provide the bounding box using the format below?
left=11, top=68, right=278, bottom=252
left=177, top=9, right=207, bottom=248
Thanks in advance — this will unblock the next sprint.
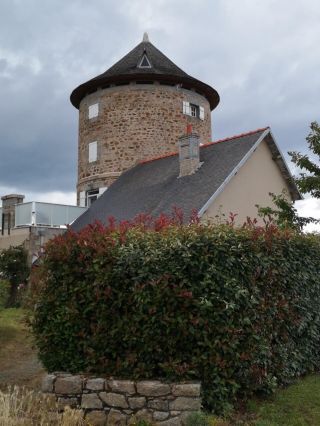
left=15, top=202, right=86, bottom=228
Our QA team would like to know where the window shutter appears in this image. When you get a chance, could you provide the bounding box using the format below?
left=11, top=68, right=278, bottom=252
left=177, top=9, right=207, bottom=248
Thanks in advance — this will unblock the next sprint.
left=199, top=106, right=205, bottom=120
left=183, top=101, right=191, bottom=116
left=89, top=141, right=98, bottom=163
left=79, top=191, right=86, bottom=207
left=183, top=101, right=187, bottom=114
left=99, top=187, right=108, bottom=196
left=88, top=103, right=99, bottom=119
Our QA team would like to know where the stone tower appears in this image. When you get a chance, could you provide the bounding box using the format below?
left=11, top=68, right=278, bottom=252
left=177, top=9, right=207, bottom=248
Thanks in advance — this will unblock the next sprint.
left=70, top=33, right=220, bottom=207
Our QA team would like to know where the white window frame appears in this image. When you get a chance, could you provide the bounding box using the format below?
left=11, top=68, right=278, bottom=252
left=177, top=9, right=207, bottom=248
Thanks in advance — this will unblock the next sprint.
left=88, top=103, right=99, bottom=119
left=190, top=105, right=197, bottom=117
left=183, top=101, right=204, bottom=120
left=88, top=141, right=98, bottom=163
left=86, top=189, right=99, bottom=207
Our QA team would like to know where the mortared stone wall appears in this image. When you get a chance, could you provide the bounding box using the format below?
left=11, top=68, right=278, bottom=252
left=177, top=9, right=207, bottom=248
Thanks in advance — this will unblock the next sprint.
left=42, top=372, right=201, bottom=425
left=77, top=83, right=212, bottom=201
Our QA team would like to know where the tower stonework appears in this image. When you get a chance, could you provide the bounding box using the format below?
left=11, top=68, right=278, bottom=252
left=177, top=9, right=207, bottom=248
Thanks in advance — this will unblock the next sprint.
left=71, top=35, right=220, bottom=206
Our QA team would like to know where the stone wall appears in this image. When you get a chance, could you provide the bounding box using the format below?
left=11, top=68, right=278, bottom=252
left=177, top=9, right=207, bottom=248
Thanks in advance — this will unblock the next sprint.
left=42, top=373, right=201, bottom=425
left=77, top=83, right=212, bottom=200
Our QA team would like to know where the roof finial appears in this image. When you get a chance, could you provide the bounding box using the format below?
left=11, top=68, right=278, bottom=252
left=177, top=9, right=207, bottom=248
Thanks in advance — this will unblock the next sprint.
left=143, top=32, right=150, bottom=42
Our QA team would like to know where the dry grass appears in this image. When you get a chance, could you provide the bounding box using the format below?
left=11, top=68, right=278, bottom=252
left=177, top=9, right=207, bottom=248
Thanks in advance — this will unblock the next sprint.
left=0, top=386, right=85, bottom=426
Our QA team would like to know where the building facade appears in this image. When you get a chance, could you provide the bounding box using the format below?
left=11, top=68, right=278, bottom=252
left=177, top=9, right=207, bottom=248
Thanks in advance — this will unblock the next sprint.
left=71, top=33, right=219, bottom=207
left=0, top=194, right=86, bottom=264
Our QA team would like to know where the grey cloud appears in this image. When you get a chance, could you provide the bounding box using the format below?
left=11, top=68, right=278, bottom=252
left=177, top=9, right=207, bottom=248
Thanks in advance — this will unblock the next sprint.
left=0, top=0, right=319, bottom=197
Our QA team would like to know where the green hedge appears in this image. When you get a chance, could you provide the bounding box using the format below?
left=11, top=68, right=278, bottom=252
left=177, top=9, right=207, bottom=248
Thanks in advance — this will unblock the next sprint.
left=31, top=220, right=320, bottom=413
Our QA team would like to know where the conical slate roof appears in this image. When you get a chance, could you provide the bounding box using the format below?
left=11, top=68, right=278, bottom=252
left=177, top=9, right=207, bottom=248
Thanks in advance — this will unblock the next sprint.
left=70, top=34, right=220, bottom=110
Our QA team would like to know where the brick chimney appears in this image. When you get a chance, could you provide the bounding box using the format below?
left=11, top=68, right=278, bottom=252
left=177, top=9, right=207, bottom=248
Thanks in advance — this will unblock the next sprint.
left=1, top=194, right=25, bottom=235
left=178, top=125, right=201, bottom=177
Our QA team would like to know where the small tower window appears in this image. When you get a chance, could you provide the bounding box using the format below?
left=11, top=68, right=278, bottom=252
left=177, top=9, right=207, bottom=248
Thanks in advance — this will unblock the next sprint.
left=86, top=189, right=99, bottom=207
left=182, top=101, right=205, bottom=120
left=190, top=104, right=198, bottom=117
left=138, top=54, right=152, bottom=68
left=88, top=141, right=98, bottom=163
left=88, top=103, right=99, bottom=119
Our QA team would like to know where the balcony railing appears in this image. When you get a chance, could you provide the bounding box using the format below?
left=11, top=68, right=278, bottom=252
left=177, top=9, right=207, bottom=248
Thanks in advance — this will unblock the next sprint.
left=15, top=202, right=86, bottom=228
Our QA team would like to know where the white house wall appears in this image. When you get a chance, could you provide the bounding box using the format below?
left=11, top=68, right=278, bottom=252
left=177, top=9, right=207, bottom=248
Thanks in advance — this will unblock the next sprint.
left=202, top=139, right=292, bottom=225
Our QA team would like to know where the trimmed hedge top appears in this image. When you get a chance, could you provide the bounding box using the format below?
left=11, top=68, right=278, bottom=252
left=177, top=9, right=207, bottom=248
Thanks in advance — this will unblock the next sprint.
left=31, top=217, right=320, bottom=413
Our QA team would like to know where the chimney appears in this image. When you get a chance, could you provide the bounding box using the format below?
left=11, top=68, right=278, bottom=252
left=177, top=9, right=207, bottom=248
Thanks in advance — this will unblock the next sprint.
left=178, top=125, right=201, bottom=177
left=1, top=194, right=25, bottom=235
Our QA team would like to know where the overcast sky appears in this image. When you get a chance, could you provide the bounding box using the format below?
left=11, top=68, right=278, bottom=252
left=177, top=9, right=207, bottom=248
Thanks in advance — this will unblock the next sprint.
left=0, top=0, right=319, bottom=227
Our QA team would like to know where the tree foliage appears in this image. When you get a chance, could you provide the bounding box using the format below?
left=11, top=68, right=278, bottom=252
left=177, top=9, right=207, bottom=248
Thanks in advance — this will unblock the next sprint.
left=289, top=121, right=320, bottom=198
left=257, top=191, right=319, bottom=232
left=0, top=245, right=30, bottom=307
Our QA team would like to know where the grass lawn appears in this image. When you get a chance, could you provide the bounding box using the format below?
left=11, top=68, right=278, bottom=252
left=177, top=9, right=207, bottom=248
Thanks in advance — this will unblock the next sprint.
left=245, top=375, right=320, bottom=426
left=0, top=308, right=44, bottom=389
left=0, top=308, right=25, bottom=347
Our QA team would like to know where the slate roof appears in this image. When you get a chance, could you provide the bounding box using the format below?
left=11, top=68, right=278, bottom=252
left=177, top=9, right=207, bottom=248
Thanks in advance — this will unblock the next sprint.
left=71, top=128, right=300, bottom=232
left=70, top=36, right=220, bottom=110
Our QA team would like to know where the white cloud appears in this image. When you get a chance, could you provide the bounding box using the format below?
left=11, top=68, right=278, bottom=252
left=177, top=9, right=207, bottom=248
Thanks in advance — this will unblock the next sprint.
left=0, top=186, right=76, bottom=207
left=295, top=197, right=320, bottom=232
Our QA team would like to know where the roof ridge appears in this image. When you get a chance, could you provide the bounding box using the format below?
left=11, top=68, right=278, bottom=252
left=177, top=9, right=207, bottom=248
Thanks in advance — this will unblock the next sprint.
left=139, top=127, right=270, bottom=166
left=212, top=126, right=270, bottom=145
left=140, top=151, right=178, bottom=164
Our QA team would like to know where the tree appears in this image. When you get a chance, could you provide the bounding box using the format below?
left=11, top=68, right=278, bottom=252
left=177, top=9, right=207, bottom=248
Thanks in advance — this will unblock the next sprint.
left=256, top=191, right=318, bottom=232
left=288, top=121, right=320, bottom=198
left=0, top=245, right=30, bottom=307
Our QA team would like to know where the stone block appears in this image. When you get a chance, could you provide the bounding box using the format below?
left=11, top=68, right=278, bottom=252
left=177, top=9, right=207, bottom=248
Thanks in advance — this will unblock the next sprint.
left=86, top=378, right=105, bottom=391
left=81, top=393, right=103, bottom=409
left=85, top=410, right=107, bottom=426
left=99, top=392, right=128, bottom=408
left=171, top=384, right=201, bottom=397
left=108, top=379, right=135, bottom=395
left=169, top=397, right=201, bottom=411
left=57, top=397, right=78, bottom=411
left=55, top=376, right=82, bottom=394
left=135, top=408, right=153, bottom=422
left=136, top=381, right=170, bottom=397
left=153, top=411, right=169, bottom=421
left=108, top=408, right=127, bottom=425
left=42, top=374, right=56, bottom=393
left=147, top=398, right=168, bottom=411
left=128, top=396, right=146, bottom=410
left=158, top=417, right=182, bottom=426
